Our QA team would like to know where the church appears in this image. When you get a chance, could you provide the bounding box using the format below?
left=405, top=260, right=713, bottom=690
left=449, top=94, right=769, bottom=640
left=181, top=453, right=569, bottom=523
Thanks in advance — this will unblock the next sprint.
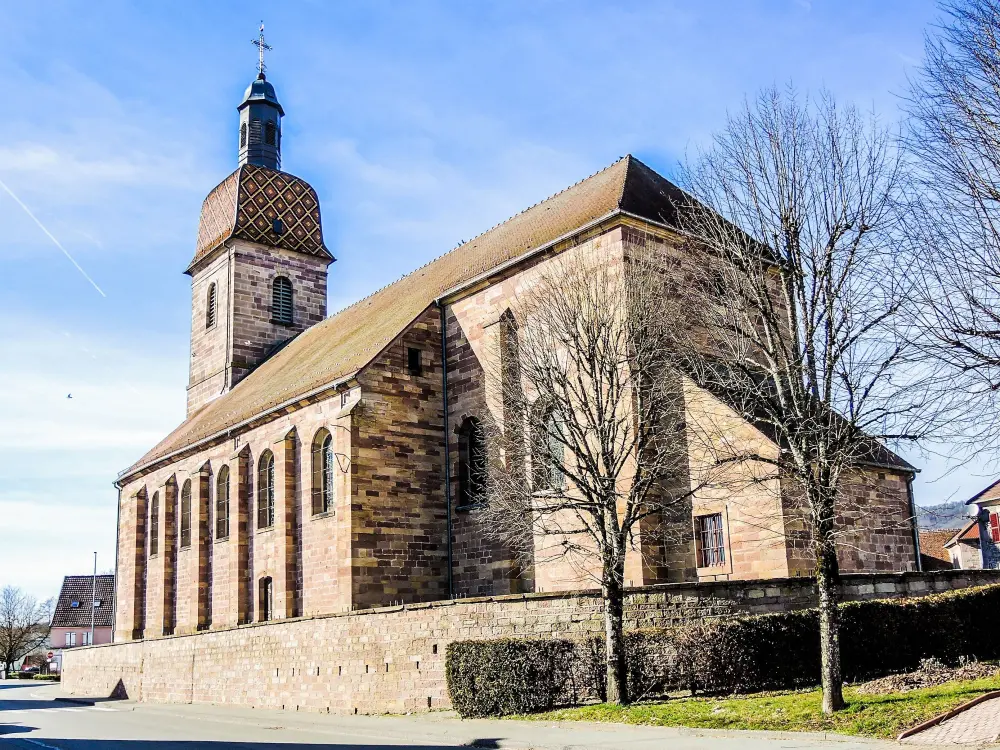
left=111, top=65, right=921, bottom=642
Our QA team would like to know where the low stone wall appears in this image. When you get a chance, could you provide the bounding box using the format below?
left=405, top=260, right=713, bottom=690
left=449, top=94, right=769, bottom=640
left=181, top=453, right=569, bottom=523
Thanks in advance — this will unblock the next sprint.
left=63, top=570, right=1000, bottom=714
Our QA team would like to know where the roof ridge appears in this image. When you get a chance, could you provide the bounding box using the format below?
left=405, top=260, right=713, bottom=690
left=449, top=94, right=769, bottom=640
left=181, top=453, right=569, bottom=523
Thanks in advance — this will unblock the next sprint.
left=320, top=156, right=631, bottom=322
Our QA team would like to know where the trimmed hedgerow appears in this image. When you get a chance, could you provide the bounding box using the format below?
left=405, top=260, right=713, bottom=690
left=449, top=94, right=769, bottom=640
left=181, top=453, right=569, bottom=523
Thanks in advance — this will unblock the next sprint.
left=446, top=584, right=1000, bottom=717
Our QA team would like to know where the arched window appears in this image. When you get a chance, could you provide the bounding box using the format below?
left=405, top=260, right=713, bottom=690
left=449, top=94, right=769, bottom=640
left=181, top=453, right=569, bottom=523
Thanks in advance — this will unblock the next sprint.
left=249, top=118, right=262, bottom=145
left=206, top=283, right=217, bottom=329
left=532, top=405, right=565, bottom=492
left=259, top=576, right=273, bottom=622
left=257, top=450, right=275, bottom=528
left=265, top=121, right=276, bottom=146
left=149, top=491, right=160, bottom=557
left=215, top=466, right=230, bottom=539
left=240, top=122, right=247, bottom=148
left=179, top=480, right=192, bottom=548
left=458, top=417, right=486, bottom=508
left=272, top=276, right=293, bottom=325
left=311, top=429, right=335, bottom=515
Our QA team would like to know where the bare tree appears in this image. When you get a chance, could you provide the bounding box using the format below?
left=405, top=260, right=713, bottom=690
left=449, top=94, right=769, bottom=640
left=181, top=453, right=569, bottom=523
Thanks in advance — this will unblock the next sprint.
left=906, top=0, right=1000, bottom=450
left=0, top=586, right=53, bottom=677
left=674, top=87, right=941, bottom=713
left=475, top=247, right=705, bottom=705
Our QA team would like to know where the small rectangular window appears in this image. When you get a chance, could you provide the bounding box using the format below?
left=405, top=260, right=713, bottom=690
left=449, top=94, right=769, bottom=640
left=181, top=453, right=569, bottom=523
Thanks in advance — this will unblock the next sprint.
left=696, top=513, right=726, bottom=568
left=407, top=347, right=422, bottom=376
left=69, top=632, right=77, bottom=647
left=70, top=601, right=80, bottom=608
left=65, top=632, right=72, bottom=647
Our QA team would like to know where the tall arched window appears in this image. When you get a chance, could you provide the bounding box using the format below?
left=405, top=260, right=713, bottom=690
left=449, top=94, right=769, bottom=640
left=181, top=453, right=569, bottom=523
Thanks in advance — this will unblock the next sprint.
left=249, top=118, right=262, bottom=145
left=265, top=121, right=276, bottom=146
left=206, top=283, right=217, bottom=329
left=532, top=405, right=565, bottom=492
left=257, top=450, right=275, bottom=528
left=179, top=480, right=192, bottom=548
left=240, top=122, right=247, bottom=148
left=458, top=417, right=486, bottom=508
left=149, top=491, right=160, bottom=557
left=272, top=276, right=293, bottom=325
left=215, top=466, right=230, bottom=539
left=311, top=429, right=335, bottom=515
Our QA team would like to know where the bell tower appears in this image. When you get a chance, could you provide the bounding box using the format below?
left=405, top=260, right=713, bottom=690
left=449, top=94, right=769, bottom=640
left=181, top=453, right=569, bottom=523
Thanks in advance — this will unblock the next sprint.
left=183, top=27, right=334, bottom=416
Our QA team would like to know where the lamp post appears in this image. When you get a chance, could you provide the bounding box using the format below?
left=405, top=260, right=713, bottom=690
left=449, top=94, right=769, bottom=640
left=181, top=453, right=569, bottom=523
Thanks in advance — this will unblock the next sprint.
left=90, top=552, right=96, bottom=646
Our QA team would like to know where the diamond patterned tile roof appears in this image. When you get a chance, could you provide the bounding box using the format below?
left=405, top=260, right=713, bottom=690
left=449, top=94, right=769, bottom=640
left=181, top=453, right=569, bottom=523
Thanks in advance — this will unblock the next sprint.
left=188, top=163, right=332, bottom=272
left=124, top=155, right=687, bottom=477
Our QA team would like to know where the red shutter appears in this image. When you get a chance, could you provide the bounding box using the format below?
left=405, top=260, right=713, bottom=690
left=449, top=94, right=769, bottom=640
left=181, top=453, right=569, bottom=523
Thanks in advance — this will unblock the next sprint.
left=990, top=512, right=1000, bottom=543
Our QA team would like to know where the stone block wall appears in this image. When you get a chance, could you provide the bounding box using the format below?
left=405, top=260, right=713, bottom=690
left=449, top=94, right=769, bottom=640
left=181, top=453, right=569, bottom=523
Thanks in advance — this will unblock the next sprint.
left=66, top=570, right=1000, bottom=715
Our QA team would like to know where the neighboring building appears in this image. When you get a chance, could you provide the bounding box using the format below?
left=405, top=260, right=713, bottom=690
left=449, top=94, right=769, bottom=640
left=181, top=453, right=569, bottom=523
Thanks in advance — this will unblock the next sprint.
left=966, top=478, right=1000, bottom=569
left=943, top=521, right=983, bottom=570
left=49, top=575, right=114, bottom=670
left=112, top=65, right=921, bottom=643
left=919, top=528, right=959, bottom=571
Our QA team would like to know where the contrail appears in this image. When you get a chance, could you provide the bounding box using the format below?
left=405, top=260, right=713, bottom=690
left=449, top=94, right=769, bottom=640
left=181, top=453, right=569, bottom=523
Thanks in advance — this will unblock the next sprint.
left=0, top=175, right=106, bottom=297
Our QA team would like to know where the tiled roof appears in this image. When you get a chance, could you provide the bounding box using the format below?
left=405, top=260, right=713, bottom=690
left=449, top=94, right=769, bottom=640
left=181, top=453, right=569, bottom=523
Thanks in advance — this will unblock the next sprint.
left=965, top=477, right=1000, bottom=506
left=919, top=529, right=957, bottom=570
left=944, top=519, right=980, bottom=548
left=51, top=575, right=114, bottom=629
left=123, top=155, right=684, bottom=478
left=188, top=163, right=332, bottom=272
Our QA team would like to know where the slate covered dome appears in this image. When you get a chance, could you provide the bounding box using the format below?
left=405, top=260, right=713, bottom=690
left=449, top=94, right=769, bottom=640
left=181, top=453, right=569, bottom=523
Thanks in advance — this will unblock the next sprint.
left=240, top=73, right=284, bottom=115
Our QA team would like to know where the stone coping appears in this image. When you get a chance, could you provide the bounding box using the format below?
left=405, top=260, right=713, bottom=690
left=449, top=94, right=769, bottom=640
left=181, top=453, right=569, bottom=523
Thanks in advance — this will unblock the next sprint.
left=86, top=569, right=1000, bottom=651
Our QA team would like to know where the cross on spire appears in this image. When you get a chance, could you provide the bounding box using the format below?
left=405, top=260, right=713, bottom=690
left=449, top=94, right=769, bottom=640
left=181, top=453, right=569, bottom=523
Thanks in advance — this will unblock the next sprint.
left=252, top=21, right=272, bottom=77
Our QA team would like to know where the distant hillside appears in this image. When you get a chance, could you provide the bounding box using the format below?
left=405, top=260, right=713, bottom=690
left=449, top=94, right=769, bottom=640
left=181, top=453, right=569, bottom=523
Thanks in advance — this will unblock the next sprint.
left=917, top=500, right=973, bottom=530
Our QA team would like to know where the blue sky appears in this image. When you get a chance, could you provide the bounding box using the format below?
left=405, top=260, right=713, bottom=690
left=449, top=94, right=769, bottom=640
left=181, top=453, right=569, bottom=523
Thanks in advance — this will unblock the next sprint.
left=0, top=0, right=974, bottom=600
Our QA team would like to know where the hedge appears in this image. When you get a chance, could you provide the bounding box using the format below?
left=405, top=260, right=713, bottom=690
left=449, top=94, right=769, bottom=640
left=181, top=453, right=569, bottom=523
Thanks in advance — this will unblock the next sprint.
left=446, top=583, right=1000, bottom=717
left=32, top=674, right=60, bottom=681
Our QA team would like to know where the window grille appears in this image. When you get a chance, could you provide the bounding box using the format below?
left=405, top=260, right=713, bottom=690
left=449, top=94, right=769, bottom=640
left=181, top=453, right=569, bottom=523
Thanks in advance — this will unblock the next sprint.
left=697, top=513, right=726, bottom=568
left=216, top=466, right=230, bottom=539
left=257, top=451, right=275, bottom=528
left=240, top=123, right=247, bottom=148
left=458, top=417, right=486, bottom=507
left=533, top=407, right=565, bottom=492
left=180, top=480, right=192, bottom=548
left=265, top=121, right=276, bottom=146
left=321, top=433, right=334, bottom=513
left=149, top=492, right=159, bottom=556
left=272, top=276, right=293, bottom=325
left=311, top=430, right=335, bottom=515
left=206, top=283, right=217, bottom=329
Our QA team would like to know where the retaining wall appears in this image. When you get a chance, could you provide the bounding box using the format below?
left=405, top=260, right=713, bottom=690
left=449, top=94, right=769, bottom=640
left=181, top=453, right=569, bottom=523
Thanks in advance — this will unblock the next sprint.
left=63, top=570, right=1000, bottom=714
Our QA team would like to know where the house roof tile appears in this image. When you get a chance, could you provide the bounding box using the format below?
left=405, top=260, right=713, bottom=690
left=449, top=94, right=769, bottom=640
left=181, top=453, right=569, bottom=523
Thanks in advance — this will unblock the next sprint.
left=51, top=575, right=114, bottom=629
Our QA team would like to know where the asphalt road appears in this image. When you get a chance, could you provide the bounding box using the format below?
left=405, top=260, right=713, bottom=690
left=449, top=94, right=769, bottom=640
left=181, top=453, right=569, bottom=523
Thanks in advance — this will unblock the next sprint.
left=0, top=679, right=908, bottom=750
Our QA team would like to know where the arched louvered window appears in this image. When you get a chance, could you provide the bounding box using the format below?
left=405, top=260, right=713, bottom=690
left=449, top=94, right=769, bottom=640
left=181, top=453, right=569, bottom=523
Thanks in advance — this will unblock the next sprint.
left=149, top=491, right=160, bottom=557
left=311, top=429, right=335, bottom=515
left=249, top=118, right=262, bottom=145
left=215, top=466, right=230, bottom=539
left=180, top=480, right=192, bottom=548
left=206, top=283, right=217, bottom=329
left=265, top=121, right=276, bottom=146
left=458, top=417, right=487, bottom=508
left=257, top=450, right=275, bottom=528
left=240, top=123, right=247, bottom=148
left=272, top=276, right=293, bottom=325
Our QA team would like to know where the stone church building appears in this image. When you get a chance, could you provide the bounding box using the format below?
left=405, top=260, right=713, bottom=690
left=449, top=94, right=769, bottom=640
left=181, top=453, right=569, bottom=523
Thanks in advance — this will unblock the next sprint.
left=112, top=71, right=921, bottom=642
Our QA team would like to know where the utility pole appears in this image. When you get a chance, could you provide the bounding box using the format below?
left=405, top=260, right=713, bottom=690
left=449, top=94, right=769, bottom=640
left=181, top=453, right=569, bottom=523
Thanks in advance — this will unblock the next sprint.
left=90, top=551, right=97, bottom=647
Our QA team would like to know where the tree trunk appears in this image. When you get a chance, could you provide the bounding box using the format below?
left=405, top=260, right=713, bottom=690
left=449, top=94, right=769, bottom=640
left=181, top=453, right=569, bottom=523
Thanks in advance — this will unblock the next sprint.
left=603, top=570, right=629, bottom=705
left=816, top=538, right=845, bottom=714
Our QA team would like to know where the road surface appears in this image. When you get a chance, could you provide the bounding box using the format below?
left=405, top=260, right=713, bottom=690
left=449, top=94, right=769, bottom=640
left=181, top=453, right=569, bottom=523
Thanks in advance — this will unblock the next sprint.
left=0, top=679, right=912, bottom=749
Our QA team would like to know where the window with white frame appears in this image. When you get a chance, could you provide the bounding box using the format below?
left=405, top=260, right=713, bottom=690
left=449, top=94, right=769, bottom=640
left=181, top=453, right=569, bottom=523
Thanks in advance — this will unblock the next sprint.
left=696, top=513, right=726, bottom=568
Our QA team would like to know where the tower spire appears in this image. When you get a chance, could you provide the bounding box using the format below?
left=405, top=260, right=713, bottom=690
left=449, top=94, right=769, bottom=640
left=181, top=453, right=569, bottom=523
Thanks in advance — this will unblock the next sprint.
left=252, top=21, right=272, bottom=78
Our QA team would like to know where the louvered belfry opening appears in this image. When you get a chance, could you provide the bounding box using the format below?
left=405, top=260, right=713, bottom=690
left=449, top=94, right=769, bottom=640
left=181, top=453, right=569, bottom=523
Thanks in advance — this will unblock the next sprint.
left=206, top=283, right=217, bottom=328
left=272, top=276, right=293, bottom=325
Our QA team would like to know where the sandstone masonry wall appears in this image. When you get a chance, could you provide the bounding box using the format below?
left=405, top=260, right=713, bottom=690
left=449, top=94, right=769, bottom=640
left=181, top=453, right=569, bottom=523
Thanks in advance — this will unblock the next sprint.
left=66, top=571, right=1000, bottom=715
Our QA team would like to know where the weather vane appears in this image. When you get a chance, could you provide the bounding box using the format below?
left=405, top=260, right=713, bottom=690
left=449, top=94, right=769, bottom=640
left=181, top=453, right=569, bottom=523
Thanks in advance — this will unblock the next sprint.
left=252, top=21, right=272, bottom=77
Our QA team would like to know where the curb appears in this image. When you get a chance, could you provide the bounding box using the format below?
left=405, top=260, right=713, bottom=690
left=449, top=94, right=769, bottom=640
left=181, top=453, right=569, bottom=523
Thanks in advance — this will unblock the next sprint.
left=897, top=690, right=1000, bottom=741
